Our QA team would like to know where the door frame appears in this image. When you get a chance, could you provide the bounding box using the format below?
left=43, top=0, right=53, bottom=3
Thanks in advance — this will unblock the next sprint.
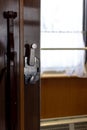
left=19, top=0, right=25, bottom=130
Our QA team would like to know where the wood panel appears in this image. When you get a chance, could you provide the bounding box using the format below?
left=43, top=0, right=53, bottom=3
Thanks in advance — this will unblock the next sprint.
left=0, top=0, right=20, bottom=130
left=24, top=0, right=40, bottom=7
left=24, top=0, right=40, bottom=129
left=24, top=81, right=40, bottom=130
left=0, top=77, right=5, bottom=130
left=41, top=77, right=87, bottom=119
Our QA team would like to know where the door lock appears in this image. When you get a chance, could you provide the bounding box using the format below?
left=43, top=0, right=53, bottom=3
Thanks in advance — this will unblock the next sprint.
left=24, top=43, right=40, bottom=85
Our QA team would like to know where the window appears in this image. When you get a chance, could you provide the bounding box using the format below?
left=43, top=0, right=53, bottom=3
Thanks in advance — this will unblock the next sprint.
left=40, top=0, right=87, bottom=77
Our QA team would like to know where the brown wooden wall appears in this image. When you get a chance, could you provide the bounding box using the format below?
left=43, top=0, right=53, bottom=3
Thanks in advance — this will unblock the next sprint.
left=41, top=77, right=87, bottom=119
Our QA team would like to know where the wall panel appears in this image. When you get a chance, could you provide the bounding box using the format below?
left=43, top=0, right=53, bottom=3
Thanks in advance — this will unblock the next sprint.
left=41, top=77, right=87, bottom=119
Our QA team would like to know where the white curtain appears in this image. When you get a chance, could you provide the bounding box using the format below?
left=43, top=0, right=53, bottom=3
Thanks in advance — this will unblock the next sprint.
left=41, top=0, right=86, bottom=76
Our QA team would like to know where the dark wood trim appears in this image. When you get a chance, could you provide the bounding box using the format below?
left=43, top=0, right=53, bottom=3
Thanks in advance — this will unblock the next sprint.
left=84, top=0, right=87, bottom=62
left=24, top=81, right=40, bottom=130
left=19, top=0, right=24, bottom=130
left=24, top=20, right=40, bottom=26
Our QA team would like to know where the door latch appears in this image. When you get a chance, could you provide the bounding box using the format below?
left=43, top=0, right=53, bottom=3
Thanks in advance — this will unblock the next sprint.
left=24, top=43, right=40, bottom=85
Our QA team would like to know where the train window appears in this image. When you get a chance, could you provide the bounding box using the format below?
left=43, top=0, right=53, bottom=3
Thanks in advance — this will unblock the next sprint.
left=40, top=0, right=87, bottom=77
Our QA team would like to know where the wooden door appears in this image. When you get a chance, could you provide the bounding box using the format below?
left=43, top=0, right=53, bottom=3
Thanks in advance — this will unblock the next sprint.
left=0, top=0, right=20, bottom=130
left=24, top=0, right=40, bottom=130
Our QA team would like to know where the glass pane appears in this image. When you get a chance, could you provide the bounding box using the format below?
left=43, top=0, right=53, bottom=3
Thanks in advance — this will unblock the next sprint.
left=41, top=50, right=86, bottom=76
left=40, top=0, right=87, bottom=76
left=40, top=0, right=85, bottom=48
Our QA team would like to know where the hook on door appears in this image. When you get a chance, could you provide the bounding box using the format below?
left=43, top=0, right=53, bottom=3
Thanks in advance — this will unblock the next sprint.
left=24, top=43, right=40, bottom=85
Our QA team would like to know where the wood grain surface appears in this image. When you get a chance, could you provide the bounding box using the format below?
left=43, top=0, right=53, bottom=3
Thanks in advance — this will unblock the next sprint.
left=41, top=77, right=87, bottom=119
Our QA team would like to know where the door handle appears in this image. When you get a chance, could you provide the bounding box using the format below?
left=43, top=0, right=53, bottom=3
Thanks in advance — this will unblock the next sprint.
left=24, top=43, right=40, bottom=85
